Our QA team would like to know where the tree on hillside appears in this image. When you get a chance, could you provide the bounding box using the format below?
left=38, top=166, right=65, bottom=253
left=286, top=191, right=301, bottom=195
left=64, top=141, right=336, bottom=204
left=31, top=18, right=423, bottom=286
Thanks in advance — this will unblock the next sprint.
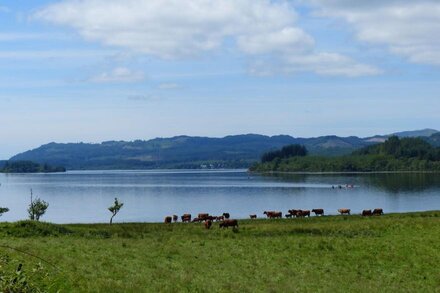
left=108, top=197, right=124, bottom=225
left=28, top=189, right=49, bottom=221
left=261, top=144, right=308, bottom=163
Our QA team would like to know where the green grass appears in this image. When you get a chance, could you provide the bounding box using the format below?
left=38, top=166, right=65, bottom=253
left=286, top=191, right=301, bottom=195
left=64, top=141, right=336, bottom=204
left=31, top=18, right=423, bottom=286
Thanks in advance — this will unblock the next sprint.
left=1, top=212, right=440, bottom=292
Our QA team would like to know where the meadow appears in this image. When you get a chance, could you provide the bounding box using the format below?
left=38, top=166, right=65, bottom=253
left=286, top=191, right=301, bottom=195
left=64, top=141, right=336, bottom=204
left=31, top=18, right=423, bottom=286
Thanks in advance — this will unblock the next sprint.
left=0, top=211, right=439, bottom=292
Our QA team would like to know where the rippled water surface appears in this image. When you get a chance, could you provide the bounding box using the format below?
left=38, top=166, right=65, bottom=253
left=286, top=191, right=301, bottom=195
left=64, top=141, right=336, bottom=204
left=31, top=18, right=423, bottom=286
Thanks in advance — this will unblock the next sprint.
left=0, top=170, right=439, bottom=223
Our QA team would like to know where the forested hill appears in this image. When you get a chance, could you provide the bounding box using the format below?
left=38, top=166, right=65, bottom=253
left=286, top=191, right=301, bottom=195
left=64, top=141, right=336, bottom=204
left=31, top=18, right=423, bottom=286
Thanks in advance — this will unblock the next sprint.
left=9, top=130, right=439, bottom=170
left=251, top=136, right=440, bottom=173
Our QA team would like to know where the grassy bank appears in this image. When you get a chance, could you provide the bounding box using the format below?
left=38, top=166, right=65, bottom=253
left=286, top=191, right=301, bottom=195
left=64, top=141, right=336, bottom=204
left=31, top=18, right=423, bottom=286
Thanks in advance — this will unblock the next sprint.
left=1, top=212, right=439, bottom=292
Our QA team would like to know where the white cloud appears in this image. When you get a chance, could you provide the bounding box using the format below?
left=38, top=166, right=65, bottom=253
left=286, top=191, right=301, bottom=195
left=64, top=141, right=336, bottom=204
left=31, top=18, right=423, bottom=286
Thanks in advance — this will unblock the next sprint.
left=309, top=0, right=440, bottom=65
left=35, top=0, right=380, bottom=77
left=89, top=67, right=145, bottom=83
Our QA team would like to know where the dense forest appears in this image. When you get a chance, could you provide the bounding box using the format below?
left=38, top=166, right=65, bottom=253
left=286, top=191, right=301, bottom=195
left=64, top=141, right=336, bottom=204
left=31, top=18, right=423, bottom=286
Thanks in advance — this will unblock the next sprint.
left=250, top=137, right=440, bottom=172
left=0, top=161, right=66, bottom=173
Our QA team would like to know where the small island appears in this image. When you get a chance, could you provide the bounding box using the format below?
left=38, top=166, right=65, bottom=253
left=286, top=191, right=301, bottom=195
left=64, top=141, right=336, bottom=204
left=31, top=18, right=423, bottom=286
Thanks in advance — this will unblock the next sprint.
left=250, top=136, right=440, bottom=173
left=0, top=160, right=66, bottom=173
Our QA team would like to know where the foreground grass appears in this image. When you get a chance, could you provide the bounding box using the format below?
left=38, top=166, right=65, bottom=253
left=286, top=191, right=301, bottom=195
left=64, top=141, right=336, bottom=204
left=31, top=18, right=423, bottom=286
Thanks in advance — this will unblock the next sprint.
left=1, top=212, right=439, bottom=292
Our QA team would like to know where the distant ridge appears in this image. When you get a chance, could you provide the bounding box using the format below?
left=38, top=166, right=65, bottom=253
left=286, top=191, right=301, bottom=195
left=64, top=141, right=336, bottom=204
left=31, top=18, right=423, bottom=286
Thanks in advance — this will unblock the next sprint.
left=10, top=129, right=439, bottom=170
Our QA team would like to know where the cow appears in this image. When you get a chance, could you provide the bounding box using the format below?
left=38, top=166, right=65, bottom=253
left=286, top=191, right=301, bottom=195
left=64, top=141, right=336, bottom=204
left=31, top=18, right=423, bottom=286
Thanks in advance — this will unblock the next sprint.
left=164, top=216, right=172, bottom=223
left=297, top=210, right=310, bottom=217
left=288, top=209, right=300, bottom=217
left=264, top=211, right=282, bottom=219
left=181, top=214, right=191, bottom=223
left=338, top=208, right=351, bottom=215
left=215, top=216, right=224, bottom=222
left=250, top=214, right=257, bottom=219
left=219, top=219, right=239, bottom=229
left=172, top=215, right=178, bottom=222
left=207, top=215, right=216, bottom=221
left=285, top=213, right=293, bottom=218
left=312, top=209, right=324, bottom=216
left=204, top=220, right=212, bottom=229
left=362, top=209, right=372, bottom=216
left=198, top=213, right=210, bottom=221
left=223, top=213, right=230, bottom=219
left=192, top=217, right=200, bottom=222
left=373, top=208, right=384, bottom=216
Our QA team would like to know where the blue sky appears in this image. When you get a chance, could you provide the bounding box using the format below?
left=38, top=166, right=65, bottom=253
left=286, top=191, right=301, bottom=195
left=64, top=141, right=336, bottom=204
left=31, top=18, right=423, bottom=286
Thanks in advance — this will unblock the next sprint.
left=0, top=0, right=439, bottom=159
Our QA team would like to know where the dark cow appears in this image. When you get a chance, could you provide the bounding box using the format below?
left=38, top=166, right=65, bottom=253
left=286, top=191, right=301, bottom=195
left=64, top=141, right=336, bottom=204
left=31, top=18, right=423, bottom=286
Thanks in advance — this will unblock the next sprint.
left=207, top=215, right=216, bottom=221
left=172, top=215, right=178, bottom=222
left=249, top=214, right=257, bottom=219
left=288, top=209, right=300, bottom=217
left=204, top=220, right=212, bottom=229
left=362, top=209, right=372, bottom=216
left=312, top=209, right=324, bottom=216
left=223, top=213, right=230, bottom=219
left=181, top=214, right=191, bottom=223
left=198, top=213, right=210, bottom=221
left=297, top=210, right=310, bottom=217
left=164, top=216, right=172, bottom=223
left=285, top=213, right=293, bottom=218
left=192, top=217, right=200, bottom=222
left=264, top=211, right=282, bottom=219
left=219, top=219, right=239, bottom=229
left=215, top=216, right=224, bottom=222
left=338, top=208, right=351, bottom=215
left=373, top=208, right=383, bottom=216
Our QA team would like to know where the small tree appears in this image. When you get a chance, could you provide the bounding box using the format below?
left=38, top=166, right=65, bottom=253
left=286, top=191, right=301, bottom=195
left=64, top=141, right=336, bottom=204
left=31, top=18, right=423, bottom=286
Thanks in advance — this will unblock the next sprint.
left=108, top=197, right=123, bottom=225
left=28, top=190, right=49, bottom=221
left=0, top=207, right=9, bottom=217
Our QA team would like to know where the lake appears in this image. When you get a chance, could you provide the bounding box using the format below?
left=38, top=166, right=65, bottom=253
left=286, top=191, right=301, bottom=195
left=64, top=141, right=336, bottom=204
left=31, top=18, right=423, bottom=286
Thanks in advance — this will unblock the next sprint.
left=0, top=170, right=439, bottom=223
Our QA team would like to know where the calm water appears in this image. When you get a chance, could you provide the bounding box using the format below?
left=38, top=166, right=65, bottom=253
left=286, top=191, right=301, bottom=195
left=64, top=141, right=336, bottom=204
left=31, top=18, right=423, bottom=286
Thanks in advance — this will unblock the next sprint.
left=0, top=170, right=439, bottom=223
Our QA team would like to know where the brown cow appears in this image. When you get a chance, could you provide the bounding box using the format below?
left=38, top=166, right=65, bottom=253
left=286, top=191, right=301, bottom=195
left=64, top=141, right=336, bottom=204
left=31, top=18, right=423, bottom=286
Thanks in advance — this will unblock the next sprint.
left=219, top=219, right=238, bottom=229
left=297, top=210, right=310, bottom=217
left=264, top=211, right=282, bottom=218
left=338, top=208, right=351, bottom=215
left=362, top=209, right=372, bottom=216
left=215, top=216, right=224, bottom=222
left=312, top=209, right=324, bottom=216
left=192, top=217, right=200, bottom=222
left=204, top=220, right=212, bottom=229
left=288, top=209, right=300, bottom=217
left=198, top=213, right=210, bottom=221
left=164, top=216, right=172, bottom=223
left=172, top=215, right=178, bottom=222
left=181, top=214, right=191, bottom=223
left=223, top=212, right=230, bottom=219
left=372, top=208, right=383, bottom=216
left=250, top=214, right=257, bottom=219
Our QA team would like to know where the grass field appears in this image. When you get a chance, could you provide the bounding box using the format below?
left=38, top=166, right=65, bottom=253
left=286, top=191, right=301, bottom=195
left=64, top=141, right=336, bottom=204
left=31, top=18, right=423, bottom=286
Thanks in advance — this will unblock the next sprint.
left=1, top=212, right=439, bottom=292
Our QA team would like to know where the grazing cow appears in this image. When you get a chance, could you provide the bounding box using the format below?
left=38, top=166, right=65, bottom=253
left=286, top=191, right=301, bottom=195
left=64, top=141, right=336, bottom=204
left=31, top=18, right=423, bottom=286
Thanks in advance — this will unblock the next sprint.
left=264, top=211, right=282, bottom=219
left=192, top=217, right=200, bottom=222
left=297, top=210, right=310, bottom=217
left=219, top=219, right=239, bottom=229
left=373, top=208, right=383, bottom=216
left=362, top=209, right=372, bottom=216
left=207, top=215, right=216, bottom=221
left=288, top=209, right=300, bottom=217
left=172, top=215, right=178, bottom=222
left=338, top=209, right=351, bottom=215
left=164, top=216, right=172, bottom=223
left=198, top=213, right=210, bottom=221
left=204, top=220, right=212, bottom=229
left=181, top=214, right=191, bottom=223
left=215, top=216, right=224, bottom=222
left=285, top=213, right=292, bottom=218
left=223, top=212, right=230, bottom=219
left=312, top=209, right=324, bottom=216
left=250, top=214, right=257, bottom=219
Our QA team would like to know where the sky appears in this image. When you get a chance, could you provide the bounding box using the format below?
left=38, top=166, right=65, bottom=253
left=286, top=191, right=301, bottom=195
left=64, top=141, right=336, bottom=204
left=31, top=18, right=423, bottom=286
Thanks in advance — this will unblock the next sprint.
left=0, top=0, right=439, bottom=159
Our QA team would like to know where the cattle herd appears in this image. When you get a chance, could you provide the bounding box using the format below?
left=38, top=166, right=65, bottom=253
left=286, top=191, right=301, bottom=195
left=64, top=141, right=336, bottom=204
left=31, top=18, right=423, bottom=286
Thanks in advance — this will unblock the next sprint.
left=164, top=208, right=384, bottom=229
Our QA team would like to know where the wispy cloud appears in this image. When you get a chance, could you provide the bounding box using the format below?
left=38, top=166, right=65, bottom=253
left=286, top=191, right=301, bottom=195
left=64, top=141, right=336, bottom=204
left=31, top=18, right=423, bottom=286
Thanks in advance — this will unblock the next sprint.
left=35, top=0, right=380, bottom=77
left=89, top=67, right=145, bottom=83
left=309, top=0, right=440, bottom=66
left=0, top=50, right=116, bottom=59
left=158, top=83, right=180, bottom=90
